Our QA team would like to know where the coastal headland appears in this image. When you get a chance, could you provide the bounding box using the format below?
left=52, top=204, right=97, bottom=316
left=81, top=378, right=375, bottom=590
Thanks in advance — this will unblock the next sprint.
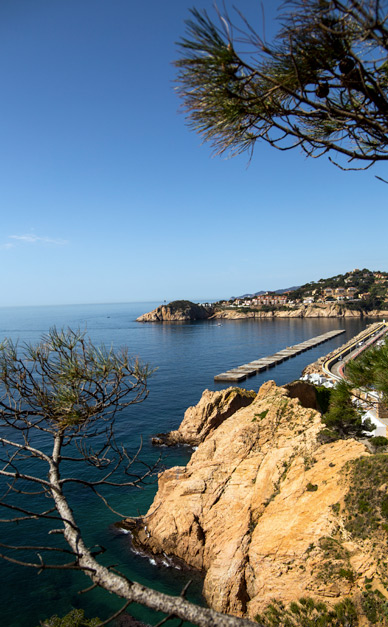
left=123, top=381, right=387, bottom=619
left=136, top=269, right=388, bottom=322
left=137, top=300, right=388, bottom=322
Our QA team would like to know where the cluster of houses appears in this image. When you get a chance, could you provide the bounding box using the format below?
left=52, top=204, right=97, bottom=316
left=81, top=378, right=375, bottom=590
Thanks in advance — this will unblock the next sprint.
left=215, top=270, right=388, bottom=310
left=222, top=286, right=374, bottom=309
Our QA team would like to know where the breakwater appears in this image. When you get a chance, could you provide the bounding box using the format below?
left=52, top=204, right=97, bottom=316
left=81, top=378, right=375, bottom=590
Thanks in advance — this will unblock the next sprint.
left=214, top=329, right=346, bottom=382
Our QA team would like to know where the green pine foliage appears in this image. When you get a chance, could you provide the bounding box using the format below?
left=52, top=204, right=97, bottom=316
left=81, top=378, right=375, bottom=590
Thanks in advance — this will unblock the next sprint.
left=346, top=339, right=388, bottom=404
left=321, top=381, right=373, bottom=441
left=176, top=2, right=388, bottom=168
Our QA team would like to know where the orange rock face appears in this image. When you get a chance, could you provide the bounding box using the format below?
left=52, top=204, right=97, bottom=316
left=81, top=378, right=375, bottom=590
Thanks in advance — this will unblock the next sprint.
left=126, top=382, right=373, bottom=618
left=152, top=387, right=256, bottom=447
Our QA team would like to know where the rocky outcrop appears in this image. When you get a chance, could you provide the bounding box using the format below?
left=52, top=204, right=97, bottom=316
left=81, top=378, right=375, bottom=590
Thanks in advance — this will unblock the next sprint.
left=138, top=303, right=388, bottom=322
left=136, top=301, right=214, bottom=322
left=124, top=382, right=377, bottom=619
left=213, top=305, right=363, bottom=319
left=283, top=380, right=322, bottom=410
left=152, top=387, right=256, bottom=447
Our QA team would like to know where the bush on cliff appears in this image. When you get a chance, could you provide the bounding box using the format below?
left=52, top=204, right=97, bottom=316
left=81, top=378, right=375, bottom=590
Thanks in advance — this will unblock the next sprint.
left=344, top=454, right=388, bottom=541
left=255, top=597, right=358, bottom=626
left=39, top=609, right=100, bottom=627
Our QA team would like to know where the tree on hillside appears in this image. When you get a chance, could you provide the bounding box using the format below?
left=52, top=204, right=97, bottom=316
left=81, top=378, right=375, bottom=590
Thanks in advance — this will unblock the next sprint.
left=175, top=0, right=388, bottom=170
left=321, top=338, right=388, bottom=442
left=0, top=328, right=257, bottom=627
left=346, top=337, right=388, bottom=401
left=321, top=379, right=374, bottom=439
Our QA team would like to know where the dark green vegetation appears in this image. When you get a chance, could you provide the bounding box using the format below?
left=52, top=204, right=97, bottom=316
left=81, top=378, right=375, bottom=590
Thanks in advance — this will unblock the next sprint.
left=319, top=380, right=373, bottom=441
left=317, top=336, right=388, bottom=442
left=176, top=1, right=388, bottom=169
left=316, top=537, right=354, bottom=585
left=346, top=338, right=388, bottom=405
left=341, top=454, right=388, bottom=623
left=39, top=609, right=100, bottom=627
left=164, top=300, right=214, bottom=320
left=361, top=588, right=388, bottom=625
left=370, top=436, right=388, bottom=452
left=167, top=300, right=200, bottom=310
left=343, top=454, right=388, bottom=542
left=314, top=386, right=332, bottom=414
left=255, top=597, right=358, bottom=627
left=291, top=269, right=388, bottom=312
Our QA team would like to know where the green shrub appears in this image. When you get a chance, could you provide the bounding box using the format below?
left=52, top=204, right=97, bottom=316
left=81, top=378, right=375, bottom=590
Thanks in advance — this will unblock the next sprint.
left=322, top=380, right=373, bottom=440
left=370, top=436, right=388, bottom=452
left=318, top=428, right=339, bottom=444
left=255, top=597, right=358, bottom=626
left=255, top=409, right=269, bottom=420
left=39, top=609, right=100, bottom=627
left=361, top=588, right=388, bottom=624
left=344, top=455, right=388, bottom=541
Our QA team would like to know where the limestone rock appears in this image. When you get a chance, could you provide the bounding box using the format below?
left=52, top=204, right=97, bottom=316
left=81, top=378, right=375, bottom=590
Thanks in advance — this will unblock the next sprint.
left=152, top=387, right=256, bottom=447
left=136, top=300, right=214, bottom=322
left=125, top=381, right=371, bottom=618
left=213, top=305, right=363, bottom=319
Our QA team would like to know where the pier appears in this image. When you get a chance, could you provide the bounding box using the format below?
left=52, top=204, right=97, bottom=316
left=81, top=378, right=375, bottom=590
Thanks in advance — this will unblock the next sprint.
left=214, top=329, right=346, bottom=382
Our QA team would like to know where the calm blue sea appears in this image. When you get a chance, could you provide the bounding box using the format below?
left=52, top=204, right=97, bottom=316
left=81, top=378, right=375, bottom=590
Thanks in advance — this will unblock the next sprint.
left=0, top=302, right=367, bottom=626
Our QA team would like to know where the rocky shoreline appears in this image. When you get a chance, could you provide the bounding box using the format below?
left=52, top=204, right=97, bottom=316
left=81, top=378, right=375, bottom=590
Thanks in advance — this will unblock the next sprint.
left=212, top=304, right=388, bottom=319
left=121, top=381, right=387, bottom=620
left=151, top=387, right=256, bottom=447
left=136, top=300, right=214, bottom=322
left=137, top=301, right=388, bottom=322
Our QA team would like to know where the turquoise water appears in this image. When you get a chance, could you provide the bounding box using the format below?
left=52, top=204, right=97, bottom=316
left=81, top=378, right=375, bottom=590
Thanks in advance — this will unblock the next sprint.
left=0, top=303, right=367, bottom=626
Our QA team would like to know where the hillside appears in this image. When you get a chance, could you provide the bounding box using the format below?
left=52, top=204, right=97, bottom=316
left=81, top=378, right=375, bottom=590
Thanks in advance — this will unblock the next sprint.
left=219, top=269, right=388, bottom=314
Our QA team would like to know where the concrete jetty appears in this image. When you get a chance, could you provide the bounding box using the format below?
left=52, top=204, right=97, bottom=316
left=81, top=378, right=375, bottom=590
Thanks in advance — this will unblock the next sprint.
left=214, top=329, right=346, bottom=382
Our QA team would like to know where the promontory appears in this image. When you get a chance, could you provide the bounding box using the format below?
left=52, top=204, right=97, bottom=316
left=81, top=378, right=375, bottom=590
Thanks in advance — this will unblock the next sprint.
left=136, top=300, right=215, bottom=322
left=122, top=381, right=388, bottom=623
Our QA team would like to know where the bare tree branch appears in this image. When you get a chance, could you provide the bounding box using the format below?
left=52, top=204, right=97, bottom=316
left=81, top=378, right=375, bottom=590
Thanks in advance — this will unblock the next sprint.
left=0, top=328, right=260, bottom=627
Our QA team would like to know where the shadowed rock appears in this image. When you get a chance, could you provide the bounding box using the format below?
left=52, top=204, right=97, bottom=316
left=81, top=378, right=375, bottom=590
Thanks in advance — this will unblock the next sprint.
left=152, top=387, right=256, bottom=447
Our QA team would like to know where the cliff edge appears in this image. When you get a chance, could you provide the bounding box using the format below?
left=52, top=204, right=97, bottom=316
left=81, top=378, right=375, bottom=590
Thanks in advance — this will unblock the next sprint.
left=213, top=304, right=371, bottom=319
left=124, top=382, right=388, bottom=621
left=152, top=387, right=256, bottom=447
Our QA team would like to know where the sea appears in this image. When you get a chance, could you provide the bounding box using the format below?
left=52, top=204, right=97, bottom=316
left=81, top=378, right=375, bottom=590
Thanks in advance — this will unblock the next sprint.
left=0, top=302, right=368, bottom=626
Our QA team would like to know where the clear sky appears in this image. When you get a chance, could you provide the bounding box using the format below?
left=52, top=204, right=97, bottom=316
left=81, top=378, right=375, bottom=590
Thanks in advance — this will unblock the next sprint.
left=0, top=0, right=387, bottom=306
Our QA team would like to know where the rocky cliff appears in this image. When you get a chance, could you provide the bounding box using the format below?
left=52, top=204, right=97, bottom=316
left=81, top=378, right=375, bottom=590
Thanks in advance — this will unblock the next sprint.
left=136, top=300, right=214, bottom=322
left=137, top=302, right=388, bottom=322
left=213, top=304, right=364, bottom=319
left=152, top=387, right=256, bottom=447
left=124, top=382, right=388, bottom=621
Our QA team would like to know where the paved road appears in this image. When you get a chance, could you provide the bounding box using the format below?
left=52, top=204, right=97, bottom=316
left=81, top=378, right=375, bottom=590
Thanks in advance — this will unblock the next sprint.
left=324, top=322, right=388, bottom=381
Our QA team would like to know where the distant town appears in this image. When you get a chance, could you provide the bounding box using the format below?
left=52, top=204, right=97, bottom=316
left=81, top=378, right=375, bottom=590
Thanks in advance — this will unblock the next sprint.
left=211, top=268, right=388, bottom=312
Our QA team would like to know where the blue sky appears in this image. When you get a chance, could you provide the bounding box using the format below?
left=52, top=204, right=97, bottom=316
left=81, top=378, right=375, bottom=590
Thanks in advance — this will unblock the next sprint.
left=0, top=0, right=387, bottom=307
